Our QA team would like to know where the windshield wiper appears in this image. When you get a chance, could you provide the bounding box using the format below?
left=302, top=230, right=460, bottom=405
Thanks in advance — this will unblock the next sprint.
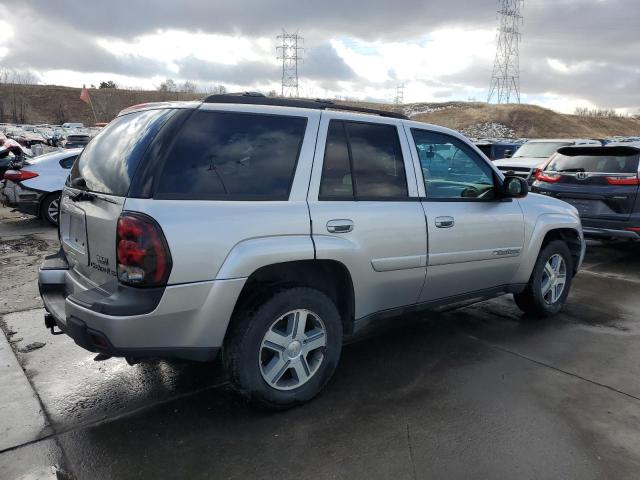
left=70, top=190, right=97, bottom=202
left=558, top=168, right=585, bottom=173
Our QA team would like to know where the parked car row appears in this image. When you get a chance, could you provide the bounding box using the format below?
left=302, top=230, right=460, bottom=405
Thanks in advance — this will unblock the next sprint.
left=1, top=148, right=82, bottom=225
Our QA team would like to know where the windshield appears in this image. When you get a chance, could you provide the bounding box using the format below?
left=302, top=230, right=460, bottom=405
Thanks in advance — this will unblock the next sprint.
left=547, top=153, right=639, bottom=173
left=513, top=142, right=571, bottom=158
left=69, top=109, right=174, bottom=195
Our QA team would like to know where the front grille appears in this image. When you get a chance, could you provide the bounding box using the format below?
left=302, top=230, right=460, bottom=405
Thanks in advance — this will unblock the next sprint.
left=497, top=166, right=532, bottom=180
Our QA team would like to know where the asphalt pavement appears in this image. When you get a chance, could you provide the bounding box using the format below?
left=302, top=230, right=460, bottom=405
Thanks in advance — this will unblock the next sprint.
left=1, top=205, right=640, bottom=479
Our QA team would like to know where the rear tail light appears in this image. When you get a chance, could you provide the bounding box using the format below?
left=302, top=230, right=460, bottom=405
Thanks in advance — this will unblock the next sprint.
left=116, top=212, right=172, bottom=287
left=605, top=175, right=640, bottom=185
left=534, top=169, right=561, bottom=183
left=3, top=170, right=39, bottom=181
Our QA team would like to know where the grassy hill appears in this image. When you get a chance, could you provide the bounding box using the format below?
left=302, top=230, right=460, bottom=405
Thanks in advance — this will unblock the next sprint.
left=1, top=83, right=639, bottom=139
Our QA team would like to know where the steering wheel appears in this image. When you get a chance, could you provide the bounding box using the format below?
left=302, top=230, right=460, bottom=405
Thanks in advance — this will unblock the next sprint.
left=460, top=186, right=480, bottom=198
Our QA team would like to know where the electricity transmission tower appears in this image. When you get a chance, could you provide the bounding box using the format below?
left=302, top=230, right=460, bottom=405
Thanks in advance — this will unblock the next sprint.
left=487, top=0, right=524, bottom=104
left=277, top=30, right=304, bottom=97
left=394, top=84, right=405, bottom=105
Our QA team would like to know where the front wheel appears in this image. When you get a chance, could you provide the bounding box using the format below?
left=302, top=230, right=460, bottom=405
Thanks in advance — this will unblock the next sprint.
left=514, top=240, right=574, bottom=317
left=223, top=287, right=343, bottom=410
left=41, top=192, right=61, bottom=226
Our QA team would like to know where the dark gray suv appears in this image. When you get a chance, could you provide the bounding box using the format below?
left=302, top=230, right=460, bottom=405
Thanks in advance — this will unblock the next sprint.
left=532, top=144, right=640, bottom=240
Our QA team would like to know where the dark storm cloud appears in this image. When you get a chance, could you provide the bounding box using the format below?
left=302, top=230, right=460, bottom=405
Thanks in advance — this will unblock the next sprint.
left=2, top=13, right=168, bottom=77
left=5, top=0, right=496, bottom=41
left=301, top=44, right=357, bottom=81
left=2, top=0, right=640, bottom=108
left=176, top=57, right=279, bottom=84
left=176, top=43, right=355, bottom=85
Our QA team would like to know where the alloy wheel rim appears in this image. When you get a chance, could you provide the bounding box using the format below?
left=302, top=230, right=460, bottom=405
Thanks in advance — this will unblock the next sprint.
left=48, top=198, right=60, bottom=223
left=259, top=309, right=327, bottom=391
left=541, top=254, right=567, bottom=305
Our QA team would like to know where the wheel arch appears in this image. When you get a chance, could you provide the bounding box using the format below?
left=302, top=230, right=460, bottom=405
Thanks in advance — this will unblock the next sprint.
left=512, top=214, right=584, bottom=284
left=227, top=259, right=356, bottom=341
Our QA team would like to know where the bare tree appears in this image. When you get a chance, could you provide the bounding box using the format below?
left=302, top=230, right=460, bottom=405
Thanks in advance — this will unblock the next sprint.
left=210, top=84, right=227, bottom=95
left=180, top=80, right=198, bottom=93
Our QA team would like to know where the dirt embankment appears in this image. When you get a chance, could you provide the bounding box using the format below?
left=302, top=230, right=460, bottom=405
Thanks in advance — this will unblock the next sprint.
left=1, top=83, right=639, bottom=138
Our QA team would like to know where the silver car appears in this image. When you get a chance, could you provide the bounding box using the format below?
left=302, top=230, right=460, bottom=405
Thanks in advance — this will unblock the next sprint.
left=1, top=148, right=82, bottom=225
left=39, top=94, right=585, bottom=409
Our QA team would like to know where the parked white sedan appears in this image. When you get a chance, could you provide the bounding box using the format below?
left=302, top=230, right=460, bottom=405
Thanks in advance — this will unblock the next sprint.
left=1, top=148, right=82, bottom=225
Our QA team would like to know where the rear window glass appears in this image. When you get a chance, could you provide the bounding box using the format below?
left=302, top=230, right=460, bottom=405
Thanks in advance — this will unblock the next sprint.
left=155, top=111, right=307, bottom=199
left=69, top=109, right=173, bottom=195
left=513, top=142, right=571, bottom=158
left=548, top=153, right=640, bottom=173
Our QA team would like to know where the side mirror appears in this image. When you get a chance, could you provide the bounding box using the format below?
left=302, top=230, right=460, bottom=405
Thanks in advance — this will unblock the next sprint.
left=503, top=150, right=513, bottom=158
left=502, top=175, right=528, bottom=198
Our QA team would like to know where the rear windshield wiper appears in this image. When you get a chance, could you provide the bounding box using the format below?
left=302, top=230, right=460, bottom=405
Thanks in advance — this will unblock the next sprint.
left=558, top=168, right=586, bottom=173
left=68, top=176, right=118, bottom=204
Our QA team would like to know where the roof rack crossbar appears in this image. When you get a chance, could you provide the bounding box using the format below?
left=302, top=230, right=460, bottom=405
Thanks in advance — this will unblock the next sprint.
left=203, top=92, right=408, bottom=120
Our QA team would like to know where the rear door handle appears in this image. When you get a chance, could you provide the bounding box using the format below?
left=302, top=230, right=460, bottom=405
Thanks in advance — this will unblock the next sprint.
left=327, top=219, right=354, bottom=233
left=435, top=216, right=455, bottom=228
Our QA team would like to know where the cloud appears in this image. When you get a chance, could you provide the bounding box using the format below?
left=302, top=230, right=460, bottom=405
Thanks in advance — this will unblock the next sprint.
left=0, top=0, right=639, bottom=112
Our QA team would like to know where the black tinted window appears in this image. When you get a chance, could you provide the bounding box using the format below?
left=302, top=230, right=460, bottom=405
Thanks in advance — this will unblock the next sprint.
left=59, top=155, right=77, bottom=169
left=347, top=122, right=407, bottom=198
left=156, top=111, right=307, bottom=199
left=70, top=109, right=173, bottom=195
left=547, top=153, right=639, bottom=173
left=319, top=121, right=353, bottom=198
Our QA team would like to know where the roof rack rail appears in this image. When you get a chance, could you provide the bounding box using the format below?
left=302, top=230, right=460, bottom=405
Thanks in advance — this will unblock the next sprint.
left=203, top=92, right=408, bottom=120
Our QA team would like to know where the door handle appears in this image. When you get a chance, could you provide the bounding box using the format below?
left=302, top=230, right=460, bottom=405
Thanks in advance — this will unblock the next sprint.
left=435, top=216, right=455, bottom=228
left=327, top=219, right=354, bottom=233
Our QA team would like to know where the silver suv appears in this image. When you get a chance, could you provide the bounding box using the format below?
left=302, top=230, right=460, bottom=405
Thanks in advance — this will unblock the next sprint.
left=39, top=93, right=585, bottom=409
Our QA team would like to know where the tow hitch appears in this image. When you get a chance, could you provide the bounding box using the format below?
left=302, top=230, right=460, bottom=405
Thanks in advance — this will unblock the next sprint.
left=44, top=313, right=64, bottom=335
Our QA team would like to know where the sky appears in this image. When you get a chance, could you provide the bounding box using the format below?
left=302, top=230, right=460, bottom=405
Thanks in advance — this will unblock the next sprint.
left=0, top=0, right=638, bottom=114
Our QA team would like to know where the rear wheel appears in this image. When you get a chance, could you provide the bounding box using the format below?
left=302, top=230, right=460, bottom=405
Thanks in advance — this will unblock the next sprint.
left=224, top=287, right=343, bottom=410
left=514, top=240, right=573, bottom=317
left=41, top=192, right=61, bottom=226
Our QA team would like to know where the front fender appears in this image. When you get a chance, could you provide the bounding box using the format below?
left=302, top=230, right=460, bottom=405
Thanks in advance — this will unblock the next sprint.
left=215, top=235, right=315, bottom=280
left=511, top=213, right=583, bottom=284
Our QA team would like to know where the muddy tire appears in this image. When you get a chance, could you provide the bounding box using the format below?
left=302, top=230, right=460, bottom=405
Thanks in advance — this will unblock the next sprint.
left=223, top=287, right=343, bottom=410
left=514, top=240, right=573, bottom=317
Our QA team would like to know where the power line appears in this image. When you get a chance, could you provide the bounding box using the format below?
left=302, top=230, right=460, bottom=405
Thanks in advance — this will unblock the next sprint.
left=277, top=30, right=304, bottom=98
left=487, top=0, right=524, bottom=104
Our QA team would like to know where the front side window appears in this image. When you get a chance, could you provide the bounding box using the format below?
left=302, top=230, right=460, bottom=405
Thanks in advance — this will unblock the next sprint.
left=156, top=111, right=307, bottom=199
left=411, top=130, right=496, bottom=200
left=319, top=120, right=408, bottom=200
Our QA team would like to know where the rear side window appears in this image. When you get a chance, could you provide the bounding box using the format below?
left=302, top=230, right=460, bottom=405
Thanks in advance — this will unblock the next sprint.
left=319, top=120, right=408, bottom=200
left=155, top=111, right=307, bottom=200
left=70, top=109, right=173, bottom=195
left=59, top=155, right=77, bottom=169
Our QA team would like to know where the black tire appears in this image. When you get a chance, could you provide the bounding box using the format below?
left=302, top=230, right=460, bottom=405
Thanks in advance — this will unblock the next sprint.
left=40, top=192, right=61, bottom=226
left=514, top=240, right=573, bottom=317
left=223, top=287, right=343, bottom=410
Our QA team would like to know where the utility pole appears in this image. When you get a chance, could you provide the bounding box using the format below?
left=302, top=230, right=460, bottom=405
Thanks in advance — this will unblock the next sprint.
left=277, top=30, right=304, bottom=97
left=394, top=84, right=405, bottom=105
left=487, top=0, right=524, bottom=104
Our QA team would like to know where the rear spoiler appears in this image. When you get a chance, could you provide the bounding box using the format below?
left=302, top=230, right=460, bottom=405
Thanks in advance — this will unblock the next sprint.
left=557, top=145, right=640, bottom=157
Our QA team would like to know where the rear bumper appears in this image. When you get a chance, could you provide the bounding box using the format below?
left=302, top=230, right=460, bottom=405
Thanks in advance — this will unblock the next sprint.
left=581, top=218, right=640, bottom=241
left=582, top=227, right=640, bottom=240
left=39, top=251, right=246, bottom=362
left=1, top=181, right=45, bottom=214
